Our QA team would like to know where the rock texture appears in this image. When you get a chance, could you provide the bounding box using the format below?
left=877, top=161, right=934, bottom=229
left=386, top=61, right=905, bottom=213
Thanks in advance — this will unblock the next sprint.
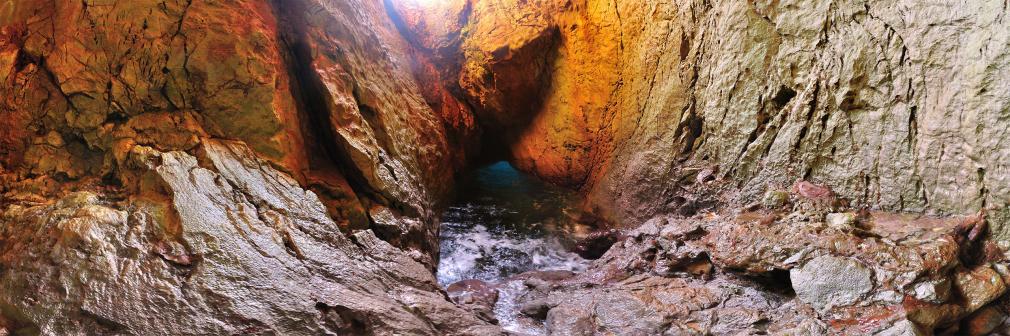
left=0, top=0, right=472, bottom=261
left=0, top=0, right=492, bottom=334
left=0, top=140, right=500, bottom=335
left=396, top=0, right=1010, bottom=228
left=495, top=187, right=1010, bottom=335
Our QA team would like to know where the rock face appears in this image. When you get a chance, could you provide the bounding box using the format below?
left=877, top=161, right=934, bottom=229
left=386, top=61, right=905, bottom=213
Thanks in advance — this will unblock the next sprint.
left=0, top=0, right=469, bottom=262
left=0, top=0, right=493, bottom=334
left=0, top=140, right=500, bottom=335
left=395, top=0, right=1010, bottom=226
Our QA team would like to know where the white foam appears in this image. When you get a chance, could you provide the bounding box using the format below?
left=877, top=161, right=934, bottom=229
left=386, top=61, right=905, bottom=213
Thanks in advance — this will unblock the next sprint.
left=436, top=221, right=588, bottom=286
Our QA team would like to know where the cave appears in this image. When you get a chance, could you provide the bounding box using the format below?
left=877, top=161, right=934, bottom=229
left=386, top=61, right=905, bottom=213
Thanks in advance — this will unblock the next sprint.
left=1, top=0, right=1009, bottom=335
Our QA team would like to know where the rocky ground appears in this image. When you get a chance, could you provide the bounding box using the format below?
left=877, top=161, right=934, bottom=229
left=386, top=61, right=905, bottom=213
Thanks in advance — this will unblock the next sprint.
left=0, top=140, right=503, bottom=335
left=446, top=178, right=1010, bottom=335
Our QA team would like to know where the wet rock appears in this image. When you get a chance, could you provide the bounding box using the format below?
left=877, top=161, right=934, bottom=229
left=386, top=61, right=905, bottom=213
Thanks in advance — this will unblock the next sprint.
left=790, top=255, right=873, bottom=311
left=569, top=229, right=621, bottom=260
left=447, top=279, right=500, bottom=322
left=511, top=270, right=577, bottom=283
left=954, top=265, right=1007, bottom=311
left=519, top=299, right=552, bottom=320
left=447, top=280, right=500, bottom=308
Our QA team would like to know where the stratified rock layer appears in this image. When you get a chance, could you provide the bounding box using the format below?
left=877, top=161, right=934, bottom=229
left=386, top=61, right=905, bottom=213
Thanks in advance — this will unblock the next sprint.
left=0, top=0, right=492, bottom=334
left=0, top=140, right=500, bottom=335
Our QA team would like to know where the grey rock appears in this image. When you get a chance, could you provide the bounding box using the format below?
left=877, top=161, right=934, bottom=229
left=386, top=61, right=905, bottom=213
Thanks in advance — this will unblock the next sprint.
left=545, top=292, right=666, bottom=336
left=910, top=278, right=951, bottom=303
left=524, top=278, right=552, bottom=292
left=790, top=255, right=873, bottom=311
left=0, top=140, right=500, bottom=336
left=874, top=319, right=926, bottom=336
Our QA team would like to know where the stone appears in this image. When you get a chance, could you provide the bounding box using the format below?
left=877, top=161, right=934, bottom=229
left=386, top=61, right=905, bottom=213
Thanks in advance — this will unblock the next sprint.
left=792, top=181, right=836, bottom=202
left=0, top=0, right=465, bottom=265
left=904, top=301, right=965, bottom=329
left=762, top=190, right=790, bottom=209
left=447, top=279, right=500, bottom=308
left=519, top=299, right=552, bottom=320
left=5, top=0, right=1010, bottom=334
left=954, top=266, right=1007, bottom=312
left=826, top=212, right=858, bottom=230
left=568, top=229, right=621, bottom=260
left=875, top=319, right=926, bottom=336
left=962, top=306, right=1005, bottom=336
left=790, top=255, right=874, bottom=311
left=399, top=0, right=1010, bottom=227
left=910, top=278, right=952, bottom=303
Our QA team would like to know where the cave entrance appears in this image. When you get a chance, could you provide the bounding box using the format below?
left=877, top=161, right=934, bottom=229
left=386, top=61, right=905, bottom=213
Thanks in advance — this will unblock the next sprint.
left=435, top=161, right=592, bottom=332
left=436, top=161, right=587, bottom=285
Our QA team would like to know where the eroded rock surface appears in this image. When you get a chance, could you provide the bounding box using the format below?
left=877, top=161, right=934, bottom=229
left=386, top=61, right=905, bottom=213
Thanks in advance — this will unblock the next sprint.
left=0, top=140, right=500, bottom=335
left=0, top=0, right=492, bottom=334
left=396, top=0, right=1010, bottom=227
left=3, top=0, right=1010, bottom=334
left=494, top=189, right=1010, bottom=335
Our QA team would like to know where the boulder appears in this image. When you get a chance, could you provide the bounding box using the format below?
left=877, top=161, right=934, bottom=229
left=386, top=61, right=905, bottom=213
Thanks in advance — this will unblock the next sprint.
left=961, top=306, right=1005, bottom=336
left=790, top=255, right=873, bottom=311
left=954, top=265, right=1007, bottom=312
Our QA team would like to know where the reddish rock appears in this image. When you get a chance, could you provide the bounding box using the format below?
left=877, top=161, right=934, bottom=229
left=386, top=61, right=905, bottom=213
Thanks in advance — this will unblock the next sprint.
left=447, top=279, right=500, bottom=308
left=954, top=265, right=1008, bottom=312
left=962, top=306, right=1005, bottom=336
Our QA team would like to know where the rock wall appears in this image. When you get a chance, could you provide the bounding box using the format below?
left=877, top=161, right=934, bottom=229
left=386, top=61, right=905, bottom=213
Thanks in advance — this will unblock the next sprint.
left=0, top=140, right=499, bottom=335
left=0, top=0, right=496, bottom=334
left=400, top=0, right=1010, bottom=225
left=0, top=0, right=475, bottom=258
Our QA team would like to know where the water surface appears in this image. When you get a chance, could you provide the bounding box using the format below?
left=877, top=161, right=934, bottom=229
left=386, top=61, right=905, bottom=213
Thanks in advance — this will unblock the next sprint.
left=436, top=161, right=589, bottom=333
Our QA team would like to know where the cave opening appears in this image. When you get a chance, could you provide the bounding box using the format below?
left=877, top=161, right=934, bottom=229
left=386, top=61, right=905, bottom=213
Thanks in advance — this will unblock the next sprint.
left=436, top=161, right=586, bottom=286
left=436, top=160, right=601, bottom=332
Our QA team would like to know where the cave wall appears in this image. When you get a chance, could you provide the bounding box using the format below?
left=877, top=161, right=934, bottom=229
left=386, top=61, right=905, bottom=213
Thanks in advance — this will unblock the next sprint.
left=400, top=0, right=1010, bottom=226
left=0, top=0, right=498, bottom=334
left=0, top=0, right=479, bottom=259
left=604, top=0, right=1010, bottom=224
